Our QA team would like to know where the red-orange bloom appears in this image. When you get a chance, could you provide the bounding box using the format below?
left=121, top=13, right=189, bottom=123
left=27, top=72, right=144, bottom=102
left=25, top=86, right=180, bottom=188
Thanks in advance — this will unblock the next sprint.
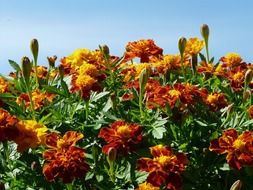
left=248, top=105, right=253, bottom=119
left=42, top=131, right=89, bottom=183
left=0, top=109, right=19, bottom=142
left=124, top=39, right=163, bottom=63
left=209, top=129, right=253, bottom=170
left=204, top=92, right=228, bottom=111
left=98, top=120, right=142, bottom=156
left=137, top=145, right=188, bottom=190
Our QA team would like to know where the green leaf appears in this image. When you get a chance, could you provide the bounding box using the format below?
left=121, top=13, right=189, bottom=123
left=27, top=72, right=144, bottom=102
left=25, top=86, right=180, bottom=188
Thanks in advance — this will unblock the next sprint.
left=8, top=59, right=21, bottom=72
left=42, top=85, right=66, bottom=96
left=90, top=91, right=110, bottom=103
left=151, top=126, right=166, bottom=139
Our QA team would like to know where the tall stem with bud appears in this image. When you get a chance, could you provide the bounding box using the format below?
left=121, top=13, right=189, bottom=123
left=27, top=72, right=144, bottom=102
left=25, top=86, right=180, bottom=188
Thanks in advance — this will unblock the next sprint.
left=201, top=24, right=210, bottom=63
left=178, top=37, right=187, bottom=81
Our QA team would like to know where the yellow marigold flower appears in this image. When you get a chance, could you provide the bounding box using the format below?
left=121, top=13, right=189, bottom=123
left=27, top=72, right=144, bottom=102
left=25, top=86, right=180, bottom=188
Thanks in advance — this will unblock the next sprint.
left=222, top=53, right=242, bottom=66
left=205, top=92, right=227, bottom=111
left=14, top=120, right=48, bottom=152
left=136, top=182, right=160, bottom=190
left=61, top=48, right=104, bottom=73
left=78, top=62, right=98, bottom=77
left=75, top=74, right=97, bottom=90
left=185, top=38, right=204, bottom=55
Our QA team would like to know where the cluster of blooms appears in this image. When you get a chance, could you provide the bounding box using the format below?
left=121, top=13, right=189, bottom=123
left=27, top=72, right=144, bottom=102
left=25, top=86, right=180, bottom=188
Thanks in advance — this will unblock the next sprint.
left=16, top=89, right=55, bottom=110
left=209, top=128, right=253, bottom=170
left=198, top=53, right=253, bottom=91
left=120, top=38, right=204, bottom=82
left=123, top=78, right=228, bottom=112
left=61, top=48, right=107, bottom=98
left=43, top=131, right=89, bottom=183
left=0, top=109, right=47, bottom=152
left=137, top=145, right=188, bottom=190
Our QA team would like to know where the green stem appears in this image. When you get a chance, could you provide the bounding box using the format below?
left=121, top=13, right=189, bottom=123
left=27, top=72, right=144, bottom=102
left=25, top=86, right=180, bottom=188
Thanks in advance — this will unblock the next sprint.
left=66, top=183, right=73, bottom=190
left=33, top=59, right=39, bottom=86
left=85, top=100, right=89, bottom=122
left=180, top=55, right=186, bottom=82
left=24, top=79, right=35, bottom=119
left=204, top=39, right=210, bottom=64
left=139, top=91, right=144, bottom=119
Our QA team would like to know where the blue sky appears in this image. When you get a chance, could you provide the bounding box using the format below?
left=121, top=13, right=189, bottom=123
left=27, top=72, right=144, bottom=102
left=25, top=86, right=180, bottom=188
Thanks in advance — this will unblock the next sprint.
left=0, top=0, right=253, bottom=74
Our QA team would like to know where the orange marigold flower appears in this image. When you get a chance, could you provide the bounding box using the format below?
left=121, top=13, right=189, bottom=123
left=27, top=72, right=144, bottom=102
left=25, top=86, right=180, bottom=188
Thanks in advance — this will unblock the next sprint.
left=32, top=66, right=48, bottom=79
left=42, top=131, right=89, bottom=183
left=137, top=145, right=188, bottom=190
left=184, top=38, right=204, bottom=55
left=220, top=53, right=242, bottom=67
left=210, top=129, right=253, bottom=170
left=205, top=92, right=227, bottom=111
left=16, top=89, right=55, bottom=110
left=14, top=120, right=48, bottom=152
left=0, top=109, right=19, bottom=142
left=136, top=182, right=160, bottom=190
left=98, top=120, right=142, bottom=156
left=124, top=39, right=163, bottom=63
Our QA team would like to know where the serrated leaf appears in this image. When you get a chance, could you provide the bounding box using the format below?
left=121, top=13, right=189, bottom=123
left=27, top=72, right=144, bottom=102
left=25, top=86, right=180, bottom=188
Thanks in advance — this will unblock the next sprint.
left=151, top=126, right=166, bottom=139
left=90, top=91, right=110, bottom=102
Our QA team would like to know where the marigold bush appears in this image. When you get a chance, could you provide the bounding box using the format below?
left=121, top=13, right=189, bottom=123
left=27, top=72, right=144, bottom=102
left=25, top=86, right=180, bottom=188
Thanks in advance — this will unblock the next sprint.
left=0, top=24, right=253, bottom=189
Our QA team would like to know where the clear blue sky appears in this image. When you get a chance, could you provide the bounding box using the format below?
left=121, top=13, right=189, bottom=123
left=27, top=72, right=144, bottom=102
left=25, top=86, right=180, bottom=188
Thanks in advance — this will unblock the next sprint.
left=1, top=0, right=253, bottom=74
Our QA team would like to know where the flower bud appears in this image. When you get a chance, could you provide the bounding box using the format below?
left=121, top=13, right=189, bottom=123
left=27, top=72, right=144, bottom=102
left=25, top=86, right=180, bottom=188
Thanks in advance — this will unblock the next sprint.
left=21, top=56, right=32, bottom=82
left=245, top=69, right=253, bottom=86
left=178, top=37, right=187, bottom=57
left=101, top=45, right=110, bottom=56
left=58, top=65, right=65, bottom=78
left=243, top=90, right=250, bottom=101
left=139, top=68, right=149, bottom=94
left=30, top=39, right=39, bottom=62
left=107, top=147, right=117, bottom=162
left=230, top=180, right=242, bottom=190
left=47, top=55, right=57, bottom=68
left=201, top=24, right=210, bottom=41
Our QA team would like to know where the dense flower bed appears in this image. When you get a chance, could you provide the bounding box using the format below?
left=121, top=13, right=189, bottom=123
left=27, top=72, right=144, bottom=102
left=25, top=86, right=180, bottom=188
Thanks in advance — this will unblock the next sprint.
left=0, top=25, right=251, bottom=189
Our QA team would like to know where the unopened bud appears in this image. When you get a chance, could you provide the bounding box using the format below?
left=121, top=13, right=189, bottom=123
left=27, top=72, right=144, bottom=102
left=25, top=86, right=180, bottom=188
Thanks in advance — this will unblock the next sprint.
left=102, top=45, right=110, bottom=55
left=21, top=56, right=32, bottom=82
left=30, top=39, right=39, bottom=62
left=245, top=69, right=253, bottom=86
left=201, top=24, right=210, bottom=41
left=58, top=65, right=65, bottom=78
left=31, top=161, right=37, bottom=170
left=139, top=68, right=149, bottom=94
left=107, top=147, right=117, bottom=162
left=47, top=55, right=57, bottom=68
left=230, top=180, right=242, bottom=190
left=178, top=37, right=187, bottom=57
left=243, top=90, right=250, bottom=101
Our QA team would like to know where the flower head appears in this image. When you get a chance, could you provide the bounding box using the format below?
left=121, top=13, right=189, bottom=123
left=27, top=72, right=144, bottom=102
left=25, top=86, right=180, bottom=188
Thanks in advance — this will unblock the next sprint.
left=136, top=182, right=160, bottom=190
left=221, top=53, right=242, bottom=67
left=43, top=131, right=89, bottom=183
left=185, top=38, right=204, bottom=55
left=14, top=120, right=48, bottom=152
left=137, top=145, right=188, bottom=190
left=0, top=109, right=19, bottom=142
left=124, top=39, right=163, bottom=63
left=16, top=89, right=55, bottom=110
left=98, top=120, right=142, bottom=156
left=205, top=92, right=227, bottom=111
left=210, top=129, right=253, bottom=170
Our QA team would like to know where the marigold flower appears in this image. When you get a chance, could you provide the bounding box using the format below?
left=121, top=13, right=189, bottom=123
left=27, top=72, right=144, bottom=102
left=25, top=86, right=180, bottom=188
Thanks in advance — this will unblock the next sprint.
left=184, top=38, right=204, bottom=55
left=205, top=92, right=227, bottom=111
left=16, top=89, right=55, bottom=110
left=124, top=39, right=163, bottom=63
left=98, top=120, right=142, bottom=156
left=0, top=109, right=19, bottom=142
left=136, top=182, right=160, bottom=190
left=42, top=131, right=89, bottom=183
left=61, top=48, right=104, bottom=74
left=210, top=129, right=253, bottom=170
left=32, top=66, right=48, bottom=79
left=137, top=145, right=188, bottom=190
left=221, top=53, right=242, bottom=67
left=14, top=120, right=48, bottom=152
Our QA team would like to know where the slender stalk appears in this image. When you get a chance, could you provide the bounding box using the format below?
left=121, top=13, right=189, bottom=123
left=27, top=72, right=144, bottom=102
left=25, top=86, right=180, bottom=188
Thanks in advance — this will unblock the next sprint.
left=85, top=100, right=89, bottom=122
left=204, top=39, right=210, bottom=64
